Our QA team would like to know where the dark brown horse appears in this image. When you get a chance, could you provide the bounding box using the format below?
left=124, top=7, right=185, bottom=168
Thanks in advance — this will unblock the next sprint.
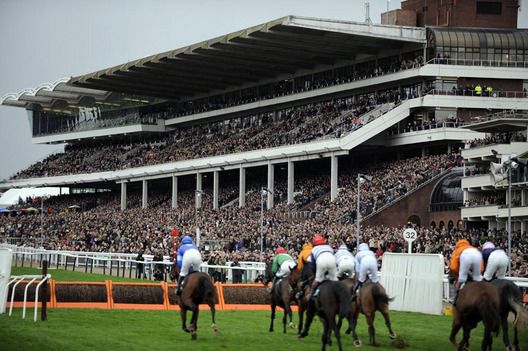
left=344, top=279, right=396, bottom=347
left=264, top=263, right=301, bottom=333
left=449, top=281, right=500, bottom=351
left=298, top=280, right=353, bottom=351
left=492, top=279, right=528, bottom=351
left=294, top=262, right=315, bottom=335
left=170, top=264, right=218, bottom=340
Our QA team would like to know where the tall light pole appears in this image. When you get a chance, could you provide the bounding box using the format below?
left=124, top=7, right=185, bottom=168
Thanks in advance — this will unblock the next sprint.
left=356, top=174, right=372, bottom=249
left=260, top=187, right=273, bottom=261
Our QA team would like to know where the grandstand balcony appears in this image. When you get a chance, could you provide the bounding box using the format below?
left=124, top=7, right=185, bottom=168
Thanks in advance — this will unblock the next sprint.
left=461, top=205, right=500, bottom=221
left=461, top=174, right=495, bottom=190
left=461, top=142, right=528, bottom=163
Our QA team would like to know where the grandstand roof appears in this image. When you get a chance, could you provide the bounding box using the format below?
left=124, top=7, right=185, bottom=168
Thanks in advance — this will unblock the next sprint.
left=1, top=16, right=425, bottom=109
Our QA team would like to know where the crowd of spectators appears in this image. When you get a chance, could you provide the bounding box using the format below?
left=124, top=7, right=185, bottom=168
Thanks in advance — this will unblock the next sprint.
left=13, top=86, right=409, bottom=180
left=465, top=132, right=527, bottom=149
left=8, top=152, right=524, bottom=277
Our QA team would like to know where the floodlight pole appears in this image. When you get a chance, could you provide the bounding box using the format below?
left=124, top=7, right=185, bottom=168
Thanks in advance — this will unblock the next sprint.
left=260, top=187, right=273, bottom=262
left=356, top=174, right=361, bottom=249
left=195, top=190, right=205, bottom=249
left=507, top=162, right=512, bottom=274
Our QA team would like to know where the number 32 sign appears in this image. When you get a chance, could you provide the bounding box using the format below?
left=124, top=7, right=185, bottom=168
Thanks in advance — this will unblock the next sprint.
left=403, top=228, right=417, bottom=253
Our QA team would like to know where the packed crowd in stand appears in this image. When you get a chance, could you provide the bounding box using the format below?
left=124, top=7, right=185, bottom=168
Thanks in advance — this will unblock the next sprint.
left=3, top=151, right=526, bottom=277
left=13, top=87, right=407, bottom=179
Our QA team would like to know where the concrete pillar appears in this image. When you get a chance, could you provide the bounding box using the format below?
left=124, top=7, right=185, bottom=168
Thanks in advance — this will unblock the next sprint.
left=330, top=154, right=338, bottom=202
left=213, top=171, right=219, bottom=210
left=287, top=160, right=295, bottom=205
left=267, top=162, right=274, bottom=209
left=120, top=182, right=127, bottom=211
left=521, top=189, right=526, bottom=207
left=171, top=175, right=178, bottom=209
left=239, top=167, right=246, bottom=208
left=447, top=143, right=452, bottom=154
left=142, top=180, right=148, bottom=209
left=421, top=147, right=427, bottom=157
left=196, top=173, right=202, bottom=209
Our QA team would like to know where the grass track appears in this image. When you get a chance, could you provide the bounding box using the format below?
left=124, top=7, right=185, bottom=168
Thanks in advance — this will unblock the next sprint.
left=1, top=309, right=526, bottom=351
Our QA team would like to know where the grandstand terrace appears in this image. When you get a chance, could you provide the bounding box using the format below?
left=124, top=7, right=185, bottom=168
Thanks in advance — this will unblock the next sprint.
left=1, top=16, right=528, bottom=278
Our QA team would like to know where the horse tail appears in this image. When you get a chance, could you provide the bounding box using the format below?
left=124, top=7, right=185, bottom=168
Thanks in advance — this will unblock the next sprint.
left=198, top=274, right=216, bottom=301
left=335, top=283, right=352, bottom=318
left=371, top=283, right=394, bottom=307
left=478, top=296, right=500, bottom=335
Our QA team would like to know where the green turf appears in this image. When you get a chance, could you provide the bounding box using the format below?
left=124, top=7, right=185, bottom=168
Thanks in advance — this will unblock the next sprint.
left=10, top=267, right=150, bottom=283
left=1, top=309, right=525, bottom=351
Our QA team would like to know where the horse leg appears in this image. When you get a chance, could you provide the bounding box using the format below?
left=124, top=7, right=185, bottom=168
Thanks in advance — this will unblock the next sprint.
left=366, top=312, right=378, bottom=347
left=332, top=315, right=343, bottom=351
left=380, top=305, right=396, bottom=338
left=297, top=303, right=305, bottom=335
left=180, top=306, right=189, bottom=333
left=449, top=314, right=462, bottom=347
left=282, top=308, right=288, bottom=334
left=512, top=324, right=519, bottom=351
left=269, top=303, right=276, bottom=332
left=320, top=318, right=329, bottom=351
left=299, top=302, right=315, bottom=338
left=481, top=325, right=492, bottom=351
left=458, top=325, right=471, bottom=351
left=210, top=302, right=218, bottom=333
left=190, top=306, right=199, bottom=340
left=349, top=303, right=361, bottom=347
left=501, top=316, right=511, bottom=350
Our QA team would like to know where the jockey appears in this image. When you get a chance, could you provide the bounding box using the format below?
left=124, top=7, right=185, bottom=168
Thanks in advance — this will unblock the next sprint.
left=176, top=235, right=203, bottom=296
left=352, top=242, right=379, bottom=298
left=449, top=239, right=483, bottom=304
left=335, top=244, right=355, bottom=280
left=294, top=241, right=313, bottom=299
left=269, top=247, right=295, bottom=293
left=308, top=235, right=337, bottom=300
left=481, top=241, right=509, bottom=281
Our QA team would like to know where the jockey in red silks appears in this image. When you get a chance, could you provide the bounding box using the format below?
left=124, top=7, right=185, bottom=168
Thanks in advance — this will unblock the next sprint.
left=268, top=247, right=295, bottom=293
left=176, top=235, right=202, bottom=296
left=308, top=235, right=337, bottom=300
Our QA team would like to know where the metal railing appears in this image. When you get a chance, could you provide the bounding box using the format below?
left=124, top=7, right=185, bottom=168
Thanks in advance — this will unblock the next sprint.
left=427, top=89, right=527, bottom=99
left=427, top=57, right=528, bottom=68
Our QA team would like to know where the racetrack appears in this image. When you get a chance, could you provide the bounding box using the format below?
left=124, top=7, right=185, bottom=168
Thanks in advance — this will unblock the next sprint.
left=1, top=308, right=526, bottom=351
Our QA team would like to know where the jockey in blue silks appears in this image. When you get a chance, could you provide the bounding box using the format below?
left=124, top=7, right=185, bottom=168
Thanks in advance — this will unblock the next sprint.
left=176, top=235, right=202, bottom=296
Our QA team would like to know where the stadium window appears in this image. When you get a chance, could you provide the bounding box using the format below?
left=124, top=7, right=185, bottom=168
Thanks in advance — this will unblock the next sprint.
left=476, top=1, right=502, bottom=15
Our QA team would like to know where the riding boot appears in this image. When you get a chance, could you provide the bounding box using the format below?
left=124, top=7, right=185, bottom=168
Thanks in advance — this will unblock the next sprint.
left=176, top=276, right=184, bottom=296
left=295, top=280, right=306, bottom=300
left=308, top=281, right=320, bottom=301
left=452, top=281, right=464, bottom=306
left=351, top=280, right=362, bottom=301
left=267, top=276, right=278, bottom=294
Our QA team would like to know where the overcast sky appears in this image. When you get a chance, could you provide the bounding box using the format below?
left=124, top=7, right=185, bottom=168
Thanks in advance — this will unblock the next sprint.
left=1, top=0, right=527, bottom=181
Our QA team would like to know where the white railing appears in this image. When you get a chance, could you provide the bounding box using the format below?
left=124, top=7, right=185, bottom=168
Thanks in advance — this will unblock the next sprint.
left=7, top=274, right=50, bottom=322
left=427, top=57, right=528, bottom=68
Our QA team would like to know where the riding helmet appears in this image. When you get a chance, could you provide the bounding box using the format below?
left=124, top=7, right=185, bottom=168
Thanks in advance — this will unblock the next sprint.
left=312, top=234, right=326, bottom=246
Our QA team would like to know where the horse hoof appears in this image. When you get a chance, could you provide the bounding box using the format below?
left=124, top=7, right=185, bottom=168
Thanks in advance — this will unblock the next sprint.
left=269, top=328, right=273, bottom=333
left=289, top=322, right=297, bottom=329
left=353, top=339, right=362, bottom=347
left=191, top=333, right=197, bottom=341
left=298, top=332, right=308, bottom=339
left=183, top=328, right=190, bottom=333
left=389, top=333, right=397, bottom=339
left=345, top=328, right=351, bottom=335
left=211, top=323, right=219, bottom=333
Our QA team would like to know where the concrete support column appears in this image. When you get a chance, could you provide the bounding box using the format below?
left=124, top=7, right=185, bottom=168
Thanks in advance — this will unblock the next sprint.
left=196, top=173, right=202, bottom=209
left=521, top=221, right=525, bottom=237
left=287, top=160, right=294, bottom=205
left=239, top=167, right=246, bottom=208
left=267, top=162, right=274, bottom=209
left=120, top=182, right=127, bottom=211
left=521, top=189, right=526, bottom=207
left=421, top=147, right=427, bottom=157
left=142, top=180, right=148, bottom=209
left=447, top=143, right=452, bottom=154
left=171, top=176, right=178, bottom=209
left=330, top=154, right=338, bottom=202
left=213, top=171, right=219, bottom=210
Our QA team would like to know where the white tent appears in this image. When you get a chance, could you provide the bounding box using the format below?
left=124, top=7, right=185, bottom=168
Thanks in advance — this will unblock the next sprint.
left=0, top=187, right=68, bottom=207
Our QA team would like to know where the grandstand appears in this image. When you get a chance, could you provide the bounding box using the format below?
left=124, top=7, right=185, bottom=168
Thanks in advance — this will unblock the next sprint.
left=1, top=7, right=528, bottom=276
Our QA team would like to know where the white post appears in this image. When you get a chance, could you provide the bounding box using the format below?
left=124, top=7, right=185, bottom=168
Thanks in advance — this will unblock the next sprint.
left=239, top=167, right=246, bottom=208
left=260, top=188, right=264, bottom=260
left=120, top=182, right=127, bottom=211
left=267, top=162, right=274, bottom=209
left=171, top=175, right=178, bottom=209
left=0, top=248, right=13, bottom=314
left=287, top=160, right=294, bottom=205
left=213, top=171, right=219, bottom=210
left=356, top=174, right=361, bottom=249
left=330, top=154, right=338, bottom=202
left=508, top=166, right=512, bottom=274
left=408, top=241, right=412, bottom=254
left=142, top=180, right=148, bottom=209
left=196, top=173, right=203, bottom=209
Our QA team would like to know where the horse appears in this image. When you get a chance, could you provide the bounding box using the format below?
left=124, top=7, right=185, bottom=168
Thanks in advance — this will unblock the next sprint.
left=169, top=263, right=218, bottom=340
left=264, top=262, right=301, bottom=333
left=298, top=280, right=353, bottom=351
left=294, top=262, right=315, bottom=335
left=492, top=279, right=528, bottom=351
left=449, top=281, right=500, bottom=351
left=343, top=279, right=396, bottom=347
